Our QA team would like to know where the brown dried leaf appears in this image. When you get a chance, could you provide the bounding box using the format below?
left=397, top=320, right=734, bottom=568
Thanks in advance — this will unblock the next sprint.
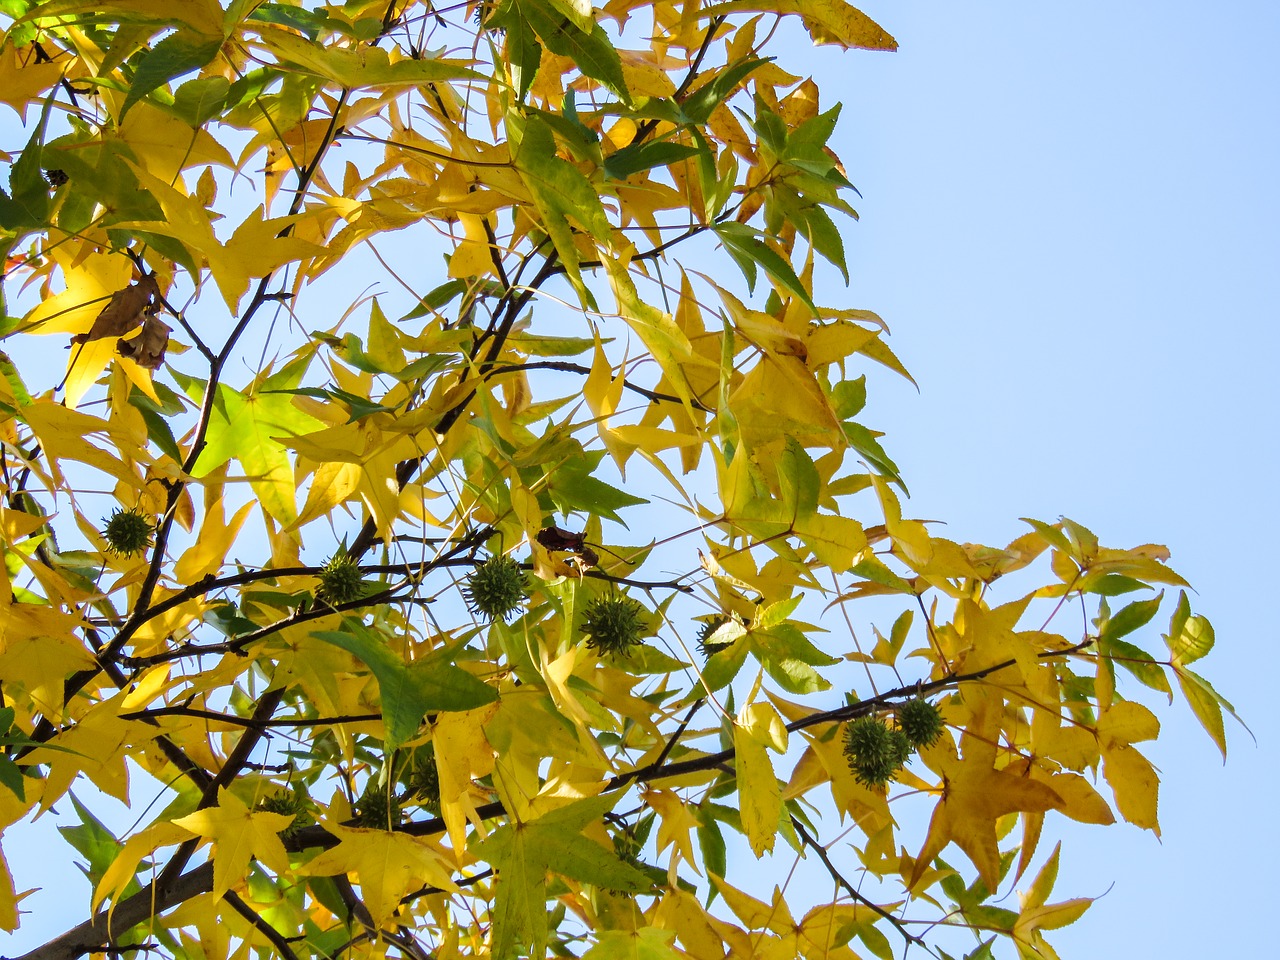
left=116, top=312, right=171, bottom=369
left=71, top=274, right=161, bottom=345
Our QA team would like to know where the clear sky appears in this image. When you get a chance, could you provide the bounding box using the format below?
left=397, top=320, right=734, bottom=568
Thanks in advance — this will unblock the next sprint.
left=807, top=2, right=1278, bottom=955
left=3, top=2, right=1277, bottom=956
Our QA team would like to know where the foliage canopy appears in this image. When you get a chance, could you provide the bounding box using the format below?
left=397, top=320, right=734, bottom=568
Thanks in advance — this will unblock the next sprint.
left=0, top=1, right=1236, bottom=959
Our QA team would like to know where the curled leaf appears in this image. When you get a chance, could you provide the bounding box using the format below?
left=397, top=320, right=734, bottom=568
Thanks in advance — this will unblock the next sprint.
left=116, top=312, right=171, bottom=369
left=71, top=274, right=161, bottom=346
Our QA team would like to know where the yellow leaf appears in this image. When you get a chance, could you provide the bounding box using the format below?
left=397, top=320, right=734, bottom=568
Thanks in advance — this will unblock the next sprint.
left=94, top=821, right=191, bottom=919
left=433, top=703, right=499, bottom=854
left=0, top=43, right=68, bottom=120
left=0, top=631, right=96, bottom=722
left=741, top=701, right=788, bottom=753
left=0, top=848, right=21, bottom=931
left=173, top=499, right=256, bottom=584
left=701, top=0, right=896, bottom=51
left=173, top=787, right=293, bottom=899
left=654, top=888, right=723, bottom=959
left=1097, top=702, right=1161, bottom=833
left=117, top=103, right=234, bottom=183
left=448, top=214, right=496, bottom=278
left=911, top=732, right=1063, bottom=891
left=734, top=715, right=781, bottom=856
left=644, top=788, right=699, bottom=869
left=301, top=824, right=457, bottom=927
left=709, top=874, right=776, bottom=930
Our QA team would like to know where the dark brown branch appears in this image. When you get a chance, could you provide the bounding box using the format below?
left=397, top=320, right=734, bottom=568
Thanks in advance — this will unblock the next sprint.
left=223, top=890, right=303, bottom=960
left=789, top=815, right=924, bottom=947
left=486, top=361, right=713, bottom=413
left=123, top=706, right=381, bottom=729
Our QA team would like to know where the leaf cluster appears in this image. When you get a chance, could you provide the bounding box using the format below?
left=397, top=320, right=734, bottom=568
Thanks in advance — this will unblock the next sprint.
left=0, top=1, right=1237, bottom=959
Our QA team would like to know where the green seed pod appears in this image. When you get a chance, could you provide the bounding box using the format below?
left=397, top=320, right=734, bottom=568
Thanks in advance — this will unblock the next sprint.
left=696, top=616, right=735, bottom=657
left=102, top=507, right=153, bottom=556
left=897, top=697, right=945, bottom=750
left=844, top=715, right=911, bottom=788
left=354, top=787, right=402, bottom=830
left=462, top=555, right=527, bottom=622
left=317, top=552, right=363, bottom=605
left=408, top=748, right=442, bottom=815
left=256, top=789, right=314, bottom=839
left=582, top=596, right=646, bottom=656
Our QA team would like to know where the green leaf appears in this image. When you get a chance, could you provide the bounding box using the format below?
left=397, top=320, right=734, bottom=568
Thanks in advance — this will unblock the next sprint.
left=546, top=453, right=649, bottom=523
left=313, top=619, right=497, bottom=750
left=128, top=391, right=183, bottom=462
left=694, top=807, right=726, bottom=897
left=681, top=56, right=771, bottom=125
left=0, top=755, right=26, bottom=801
left=1174, top=667, right=1225, bottom=760
left=0, top=91, right=54, bottom=232
left=842, top=420, right=905, bottom=490
left=1165, top=593, right=1214, bottom=666
left=584, top=928, right=682, bottom=960
left=694, top=636, right=750, bottom=696
left=512, top=114, right=611, bottom=305
left=778, top=438, right=820, bottom=519
left=1099, top=594, right=1163, bottom=643
left=713, top=222, right=819, bottom=318
left=58, top=793, right=131, bottom=889
left=0, top=351, right=34, bottom=407
left=1099, top=636, right=1170, bottom=698
left=614, top=644, right=689, bottom=675
left=1082, top=573, right=1151, bottom=596
left=1174, top=666, right=1250, bottom=758
left=248, top=2, right=331, bottom=39
left=170, top=75, right=230, bottom=127
left=475, top=793, right=651, bottom=959
left=794, top=203, right=849, bottom=283
left=1021, top=517, right=1074, bottom=556
left=604, top=140, right=700, bottom=180
left=505, top=332, right=598, bottom=356
left=266, top=386, right=395, bottom=423
left=121, top=31, right=223, bottom=120
left=191, top=357, right=323, bottom=523
left=518, top=0, right=629, bottom=102
left=487, top=0, right=542, bottom=100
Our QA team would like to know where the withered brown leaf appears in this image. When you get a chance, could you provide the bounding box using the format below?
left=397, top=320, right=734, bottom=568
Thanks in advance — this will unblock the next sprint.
left=71, top=274, right=161, bottom=345
left=117, top=311, right=171, bottom=369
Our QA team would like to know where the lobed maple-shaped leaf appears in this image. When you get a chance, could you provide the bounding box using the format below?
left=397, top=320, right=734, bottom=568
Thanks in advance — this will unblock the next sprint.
left=300, top=824, right=458, bottom=928
left=314, top=618, right=498, bottom=750
left=475, top=792, right=651, bottom=959
left=1096, top=700, right=1161, bottom=834
left=172, top=787, right=293, bottom=899
left=911, top=728, right=1063, bottom=892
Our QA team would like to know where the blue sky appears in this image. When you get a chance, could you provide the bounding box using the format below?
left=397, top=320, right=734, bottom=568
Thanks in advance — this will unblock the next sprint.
left=3, top=1, right=1277, bottom=956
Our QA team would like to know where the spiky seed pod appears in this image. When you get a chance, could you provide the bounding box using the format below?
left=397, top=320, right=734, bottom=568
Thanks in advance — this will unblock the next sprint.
left=696, top=616, right=736, bottom=658
left=354, top=788, right=402, bottom=830
left=317, top=552, right=363, bottom=605
left=612, top=828, right=641, bottom=864
left=408, top=750, right=441, bottom=814
left=257, top=790, right=314, bottom=838
left=582, top=596, right=647, bottom=656
left=844, top=715, right=912, bottom=788
left=462, top=556, right=527, bottom=622
left=897, top=697, right=945, bottom=750
left=102, top=507, right=153, bottom=556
